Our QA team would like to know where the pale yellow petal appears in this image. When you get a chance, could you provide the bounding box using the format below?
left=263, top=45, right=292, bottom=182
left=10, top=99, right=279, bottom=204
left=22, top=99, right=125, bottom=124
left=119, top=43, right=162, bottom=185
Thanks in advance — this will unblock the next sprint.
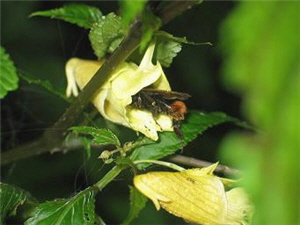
left=184, top=162, right=219, bottom=177
left=65, top=43, right=174, bottom=141
left=134, top=174, right=171, bottom=210
left=65, top=58, right=81, bottom=97
left=156, top=114, right=174, bottom=131
left=126, top=109, right=161, bottom=141
left=220, top=177, right=237, bottom=186
left=225, top=187, right=254, bottom=225
left=150, top=62, right=171, bottom=91
left=134, top=168, right=229, bottom=225
left=138, top=42, right=156, bottom=70
left=110, top=44, right=170, bottom=102
left=65, top=58, right=103, bottom=93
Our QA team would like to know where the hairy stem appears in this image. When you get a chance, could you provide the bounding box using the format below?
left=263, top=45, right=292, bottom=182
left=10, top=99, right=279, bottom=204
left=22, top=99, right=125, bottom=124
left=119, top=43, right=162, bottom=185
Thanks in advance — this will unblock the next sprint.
left=1, top=1, right=202, bottom=165
left=94, top=165, right=126, bottom=191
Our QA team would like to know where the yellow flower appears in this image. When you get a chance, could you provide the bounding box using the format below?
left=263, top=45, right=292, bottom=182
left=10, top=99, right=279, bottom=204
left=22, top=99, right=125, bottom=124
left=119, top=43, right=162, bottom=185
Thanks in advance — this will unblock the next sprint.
left=134, top=163, right=254, bottom=225
left=65, top=43, right=173, bottom=140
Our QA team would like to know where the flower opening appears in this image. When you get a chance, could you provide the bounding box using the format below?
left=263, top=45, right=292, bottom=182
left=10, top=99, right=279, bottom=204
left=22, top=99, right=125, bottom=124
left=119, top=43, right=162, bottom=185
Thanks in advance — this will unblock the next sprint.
left=65, top=43, right=173, bottom=140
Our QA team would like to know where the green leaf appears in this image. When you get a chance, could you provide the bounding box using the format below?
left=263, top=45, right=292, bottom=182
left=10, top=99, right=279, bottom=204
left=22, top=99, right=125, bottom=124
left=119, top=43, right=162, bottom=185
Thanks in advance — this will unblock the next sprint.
left=81, top=137, right=92, bottom=159
left=120, top=0, right=146, bottom=28
left=19, top=72, right=68, bottom=101
left=130, top=31, right=210, bottom=68
left=89, top=13, right=125, bottom=59
left=70, top=126, right=121, bottom=147
left=122, top=186, right=148, bottom=225
left=155, top=31, right=212, bottom=46
left=0, top=46, right=19, bottom=98
left=153, top=31, right=212, bottom=67
left=30, top=4, right=102, bottom=29
left=130, top=111, right=236, bottom=168
left=0, top=183, right=30, bottom=224
left=25, top=187, right=97, bottom=225
left=155, top=40, right=182, bottom=67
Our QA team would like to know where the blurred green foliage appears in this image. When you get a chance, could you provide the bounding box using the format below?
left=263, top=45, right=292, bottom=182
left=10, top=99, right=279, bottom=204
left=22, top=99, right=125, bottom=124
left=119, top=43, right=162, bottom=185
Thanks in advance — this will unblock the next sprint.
left=30, top=3, right=103, bottom=29
left=119, top=0, right=146, bottom=28
left=219, top=2, right=300, bottom=224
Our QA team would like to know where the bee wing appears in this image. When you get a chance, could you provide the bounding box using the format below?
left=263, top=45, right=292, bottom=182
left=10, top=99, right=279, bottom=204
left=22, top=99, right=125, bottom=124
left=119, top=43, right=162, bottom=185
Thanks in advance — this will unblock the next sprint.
left=141, top=89, right=191, bottom=100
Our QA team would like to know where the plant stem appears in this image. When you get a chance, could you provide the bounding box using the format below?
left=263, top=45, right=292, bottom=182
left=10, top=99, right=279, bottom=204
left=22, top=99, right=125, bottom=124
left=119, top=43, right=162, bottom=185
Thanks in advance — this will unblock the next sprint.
left=94, top=165, right=126, bottom=191
left=1, top=0, right=203, bottom=166
left=167, top=155, right=241, bottom=177
left=134, top=160, right=185, bottom=171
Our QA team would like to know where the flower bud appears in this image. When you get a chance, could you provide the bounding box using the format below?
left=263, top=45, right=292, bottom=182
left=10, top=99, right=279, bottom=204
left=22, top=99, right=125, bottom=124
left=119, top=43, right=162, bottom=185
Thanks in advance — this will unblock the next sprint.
left=134, top=163, right=254, bottom=225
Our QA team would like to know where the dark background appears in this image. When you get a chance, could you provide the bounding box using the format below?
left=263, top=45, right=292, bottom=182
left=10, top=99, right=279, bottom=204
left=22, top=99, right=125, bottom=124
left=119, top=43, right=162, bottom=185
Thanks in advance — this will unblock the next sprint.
left=1, top=1, right=240, bottom=224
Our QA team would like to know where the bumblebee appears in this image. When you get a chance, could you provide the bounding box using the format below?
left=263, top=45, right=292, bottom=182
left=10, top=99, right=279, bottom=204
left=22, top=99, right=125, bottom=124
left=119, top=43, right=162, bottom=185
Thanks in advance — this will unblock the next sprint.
left=131, top=88, right=191, bottom=138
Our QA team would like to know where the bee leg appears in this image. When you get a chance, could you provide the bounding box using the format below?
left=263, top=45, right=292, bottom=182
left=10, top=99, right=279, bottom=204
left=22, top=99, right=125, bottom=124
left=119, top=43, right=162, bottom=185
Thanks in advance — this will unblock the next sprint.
left=173, top=120, right=183, bottom=139
left=173, top=120, right=184, bottom=151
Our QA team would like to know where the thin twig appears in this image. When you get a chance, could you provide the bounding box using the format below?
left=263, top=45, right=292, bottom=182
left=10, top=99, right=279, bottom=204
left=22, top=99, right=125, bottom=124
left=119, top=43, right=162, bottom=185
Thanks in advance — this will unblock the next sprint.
left=167, top=155, right=241, bottom=177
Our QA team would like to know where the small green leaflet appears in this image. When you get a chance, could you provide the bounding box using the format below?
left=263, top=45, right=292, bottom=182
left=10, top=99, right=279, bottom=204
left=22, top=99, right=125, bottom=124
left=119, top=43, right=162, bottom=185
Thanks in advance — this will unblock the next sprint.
left=70, top=126, right=121, bottom=147
left=0, top=46, right=19, bottom=98
left=25, top=187, right=97, bottom=225
left=30, top=4, right=102, bottom=29
left=122, top=186, right=148, bottom=225
left=0, top=183, right=30, bottom=224
left=154, top=31, right=212, bottom=68
left=130, top=111, right=236, bottom=169
left=155, top=40, right=182, bottom=68
left=89, top=13, right=125, bottom=59
left=155, top=31, right=212, bottom=46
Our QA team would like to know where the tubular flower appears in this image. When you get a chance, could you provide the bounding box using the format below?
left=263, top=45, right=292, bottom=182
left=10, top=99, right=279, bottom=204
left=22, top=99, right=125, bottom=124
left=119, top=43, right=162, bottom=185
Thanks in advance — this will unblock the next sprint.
left=134, top=163, right=254, bottom=225
left=65, top=43, right=173, bottom=141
